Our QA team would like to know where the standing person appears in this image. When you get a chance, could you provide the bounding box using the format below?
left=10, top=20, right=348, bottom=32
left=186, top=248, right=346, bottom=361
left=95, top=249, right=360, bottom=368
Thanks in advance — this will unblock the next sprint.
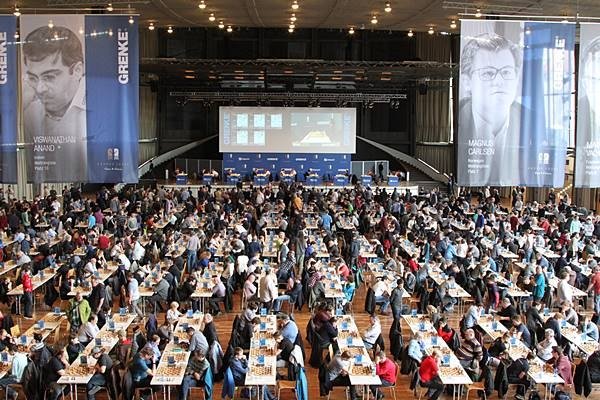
left=418, top=350, right=445, bottom=400
left=127, top=272, right=143, bottom=318
left=186, top=232, right=201, bottom=274
left=67, top=292, right=92, bottom=333
left=21, top=265, right=34, bottom=319
left=587, top=265, right=600, bottom=316
left=88, top=275, right=107, bottom=328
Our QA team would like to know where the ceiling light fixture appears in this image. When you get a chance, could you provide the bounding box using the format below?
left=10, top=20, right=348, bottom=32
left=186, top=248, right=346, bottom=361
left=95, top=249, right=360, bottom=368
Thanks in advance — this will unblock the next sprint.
left=349, top=27, right=355, bottom=35
left=384, top=2, right=392, bottom=13
left=106, top=3, right=113, bottom=12
left=371, top=15, right=378, bottom=24
left=198, top=0, right=206, bottom=9
left=288, top=27, right=294, bottom=33
left=289, top=23, right=295, bottom=29
left=475, top=8, right=482, bottom=18
left=129, top=16, right=134, bottom=24
left=227, top=25, right=233, bottom=33
left=48, top=20, right=54, bottom=28
left=428, top=26, right=434, bottom=35
left=209, top=13, right=215, bottom=22
left=167, top=26, right=173, bottom=33
left=148, top=22, right=155, bottom=31
left=14, top=31, right=19, bottom=39
left=218, top=20, right=224, bottom=29
left=290, top=14, right=297, bottom=22
left=450, top=20, right=457, bottom=29
left=13, top=7, right=20, bottom=17
left=291, top=1, right=299, bottom=10
left=407, top=29, right=414, bottom=37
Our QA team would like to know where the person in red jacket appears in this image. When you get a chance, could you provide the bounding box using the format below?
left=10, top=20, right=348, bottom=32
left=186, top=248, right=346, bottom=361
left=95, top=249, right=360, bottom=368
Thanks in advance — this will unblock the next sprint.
left=436, top=317, right=455, bottom=345
left=371, top=351, right=398, bottom=399
left=21, top=265, right=34, bottom=319
left=419, top=350, right=445, bottom=400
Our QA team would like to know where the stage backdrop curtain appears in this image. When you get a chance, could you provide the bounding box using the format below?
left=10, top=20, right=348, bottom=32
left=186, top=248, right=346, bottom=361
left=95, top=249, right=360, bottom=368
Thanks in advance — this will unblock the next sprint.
left=415, top=144, right=453, bottom=176
left=139, top=85, right=158, bottom=164
left=573, top=188, right=600, bottom=211
left=140, top=29, right=158, bottom=58
left=415, top=33, right=451, bottom=143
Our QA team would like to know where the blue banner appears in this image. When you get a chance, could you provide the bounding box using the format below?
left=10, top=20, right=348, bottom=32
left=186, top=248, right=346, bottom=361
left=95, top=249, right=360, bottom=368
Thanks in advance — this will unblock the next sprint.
left=457, top=20, right=574, bottom=187
left=21, top=15, right=138, bottom=183
left=0, top=16, right=17, bottom=183
left=85, top=16, right=139, bottom=183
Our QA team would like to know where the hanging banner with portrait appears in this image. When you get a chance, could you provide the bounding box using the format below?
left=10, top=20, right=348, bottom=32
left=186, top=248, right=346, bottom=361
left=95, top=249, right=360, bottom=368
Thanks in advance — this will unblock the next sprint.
left=21, top=15, right=139, bottom=183
left=575, top=23, right=600, bottom=188
left=0, top=16, right=17, bottom=184
left=457, top=20, right=575, bottom=187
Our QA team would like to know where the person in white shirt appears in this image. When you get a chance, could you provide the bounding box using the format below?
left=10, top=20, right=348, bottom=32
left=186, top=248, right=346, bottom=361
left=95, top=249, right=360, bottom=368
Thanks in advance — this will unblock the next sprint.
left=362, top=315, right=382, bottom=350
left=536, top=329, right=558, bottom=361
left=557, top=271, right=573, bottom=305
left=127, top=272, right=142, bottom=317
left=131, top=239, right=145, bottom=262
left=236, top=254, right=249, bottom=275
left=117, top=253, right=131, bottom=271
left=83, top=258, right=97, bottom=278
left=372, top=278, right=390, bottom=313
left=258, top=270, right=278, bottom=309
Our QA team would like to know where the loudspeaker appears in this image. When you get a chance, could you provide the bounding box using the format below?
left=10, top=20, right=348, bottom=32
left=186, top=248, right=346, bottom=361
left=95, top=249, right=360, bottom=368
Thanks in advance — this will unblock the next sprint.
left=418, top=83, right=428, bottom=95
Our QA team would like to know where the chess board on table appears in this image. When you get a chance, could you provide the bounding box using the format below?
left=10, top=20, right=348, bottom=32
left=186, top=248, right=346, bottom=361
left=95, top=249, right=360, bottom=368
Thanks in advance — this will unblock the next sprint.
left=250, top=348, right=276, bottom=357
left=338, top=331, right=358, bottom=340
left=65, top=365, right=95, bottom=377
left=155, top=365, right=184, bottom=377
left=250, top=365, right=272, bottom=376
left=438, top=366, right=464, bottom=378
left=351, top=365, right=374, bottom=376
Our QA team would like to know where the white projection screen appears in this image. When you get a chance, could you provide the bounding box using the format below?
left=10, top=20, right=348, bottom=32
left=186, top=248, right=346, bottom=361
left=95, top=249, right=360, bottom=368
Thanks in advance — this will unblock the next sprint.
left=219, top=107, right=357, bottom=154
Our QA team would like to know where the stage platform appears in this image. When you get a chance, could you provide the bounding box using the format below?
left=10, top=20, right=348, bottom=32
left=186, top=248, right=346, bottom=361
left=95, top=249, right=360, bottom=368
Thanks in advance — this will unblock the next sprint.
left=160, top=180, right=420, bottom=195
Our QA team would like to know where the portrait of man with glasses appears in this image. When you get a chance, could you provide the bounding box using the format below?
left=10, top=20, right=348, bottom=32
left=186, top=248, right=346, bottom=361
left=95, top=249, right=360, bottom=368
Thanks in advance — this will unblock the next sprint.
left=458, top=31, right=523, bottom=186
left=576, top=34, right=600, bottom=186
left=22, top=23, right=86, bottom=182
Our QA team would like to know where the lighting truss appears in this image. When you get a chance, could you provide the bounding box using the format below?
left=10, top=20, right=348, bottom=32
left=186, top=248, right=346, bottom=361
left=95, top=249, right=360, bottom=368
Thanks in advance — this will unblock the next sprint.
left=442, top=1, right=543, bottom=15
left=169, top=91, right=408, bottom=107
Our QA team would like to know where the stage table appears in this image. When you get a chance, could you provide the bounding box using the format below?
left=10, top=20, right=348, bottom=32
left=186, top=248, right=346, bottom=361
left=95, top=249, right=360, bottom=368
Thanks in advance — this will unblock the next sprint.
left=176, top=174, right=188, bottom=185
left=361, top=175, right=372, bottom=186
left=202, top=174, right=214, bottom=185
left=334, top=174, right=349, bottom=186
left=387, top=175, right=399, bottom=186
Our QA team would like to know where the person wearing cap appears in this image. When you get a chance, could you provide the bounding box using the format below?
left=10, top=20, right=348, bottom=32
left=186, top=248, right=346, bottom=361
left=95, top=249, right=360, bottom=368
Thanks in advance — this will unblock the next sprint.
left=87, top=346, right=113, bottom=400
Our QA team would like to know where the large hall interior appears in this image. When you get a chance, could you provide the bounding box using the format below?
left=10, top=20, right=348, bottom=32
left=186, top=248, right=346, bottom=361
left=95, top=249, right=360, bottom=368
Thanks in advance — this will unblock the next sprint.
left=0, top=2, right=600, bottom=400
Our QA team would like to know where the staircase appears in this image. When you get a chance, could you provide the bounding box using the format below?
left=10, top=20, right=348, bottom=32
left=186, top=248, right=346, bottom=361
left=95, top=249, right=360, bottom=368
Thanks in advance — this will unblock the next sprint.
left=357, top=137, right=448, bottom=184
